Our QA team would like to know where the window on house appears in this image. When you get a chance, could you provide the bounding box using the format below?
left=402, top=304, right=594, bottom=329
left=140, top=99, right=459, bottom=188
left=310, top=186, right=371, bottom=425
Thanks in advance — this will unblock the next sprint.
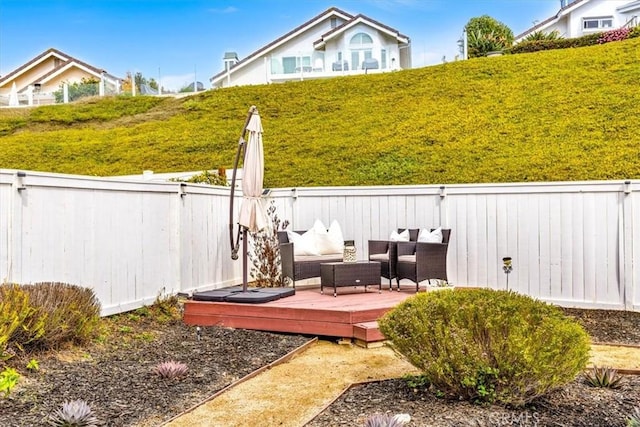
left=282, top=57, right=297, bottom=74
left=270, top=58, right=282, bottom=74
left=280, top=56, right=312, bottom=74
left=583, top=17, right=614, bottom=30
left=381, top=49, right=387, bottom=69
left=296, top=56, right=311, bottom=72
left=350, top=32, right=373, bottom=45
left=331, top=17, right=337, bottom=28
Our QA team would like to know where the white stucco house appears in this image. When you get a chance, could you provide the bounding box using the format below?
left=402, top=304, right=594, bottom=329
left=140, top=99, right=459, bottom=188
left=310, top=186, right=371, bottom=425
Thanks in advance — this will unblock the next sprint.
left=515, top=0, right=640, bottom=42
left=0, top=48, right=121, bottom=106
left=210, top=7, right=411, bottom=89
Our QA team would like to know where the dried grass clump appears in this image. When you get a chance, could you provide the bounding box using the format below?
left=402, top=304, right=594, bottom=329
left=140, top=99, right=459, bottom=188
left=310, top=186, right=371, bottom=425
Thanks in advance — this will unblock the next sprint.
left=1, top=282, right=100, bottom=354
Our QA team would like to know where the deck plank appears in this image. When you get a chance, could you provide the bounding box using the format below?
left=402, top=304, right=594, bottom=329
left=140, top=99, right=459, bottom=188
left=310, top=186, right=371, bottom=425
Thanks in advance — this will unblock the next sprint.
left=183, top=288, right=415, bottom=344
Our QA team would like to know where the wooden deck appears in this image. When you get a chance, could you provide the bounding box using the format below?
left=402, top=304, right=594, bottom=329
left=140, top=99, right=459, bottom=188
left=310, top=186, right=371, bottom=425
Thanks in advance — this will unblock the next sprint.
left=183, top=286, right=416, bottom=345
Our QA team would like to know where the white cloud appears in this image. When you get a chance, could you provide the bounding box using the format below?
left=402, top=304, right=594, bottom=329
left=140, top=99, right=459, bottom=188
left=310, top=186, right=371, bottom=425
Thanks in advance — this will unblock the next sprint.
left=207, top=6, right=238, bottom=14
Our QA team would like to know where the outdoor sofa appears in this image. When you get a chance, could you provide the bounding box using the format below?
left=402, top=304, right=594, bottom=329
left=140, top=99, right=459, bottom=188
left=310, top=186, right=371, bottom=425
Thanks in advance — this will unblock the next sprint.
left=277, top=225, right=344, bottom=288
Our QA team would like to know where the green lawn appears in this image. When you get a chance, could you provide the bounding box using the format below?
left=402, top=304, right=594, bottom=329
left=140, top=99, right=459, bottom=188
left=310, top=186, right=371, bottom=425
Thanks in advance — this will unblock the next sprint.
left=1, top=38, right=639, bottom=187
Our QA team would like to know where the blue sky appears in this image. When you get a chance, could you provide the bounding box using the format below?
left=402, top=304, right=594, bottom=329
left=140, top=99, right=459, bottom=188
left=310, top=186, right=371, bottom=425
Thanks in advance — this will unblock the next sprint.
left=0, top=0, right=561, bottom=91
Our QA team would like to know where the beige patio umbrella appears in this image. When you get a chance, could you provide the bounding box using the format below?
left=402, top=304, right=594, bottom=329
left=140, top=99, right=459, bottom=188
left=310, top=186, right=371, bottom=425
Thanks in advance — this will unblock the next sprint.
left=8, top=82, right=19, bottom=107
left=238, top=108, right=268, bottom=233
left=229, top=106, right=268, bottom=292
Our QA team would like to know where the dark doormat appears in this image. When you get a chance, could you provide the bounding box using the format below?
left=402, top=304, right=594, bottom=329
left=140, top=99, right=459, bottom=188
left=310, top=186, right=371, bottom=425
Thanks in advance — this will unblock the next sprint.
left=192, top=286, right=295, bottom=304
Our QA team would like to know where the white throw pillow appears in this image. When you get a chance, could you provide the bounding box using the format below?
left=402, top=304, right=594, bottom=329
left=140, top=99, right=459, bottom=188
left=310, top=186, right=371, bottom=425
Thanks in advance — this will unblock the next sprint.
left=326, top=220, right=344, bottom=254
left=287, top=229, right=321, bottom=256
left=314, top=219, right=344, bottom=255
left=418, top=227, right=443, bottom=243
left=389, top=229, right=410, bottom=242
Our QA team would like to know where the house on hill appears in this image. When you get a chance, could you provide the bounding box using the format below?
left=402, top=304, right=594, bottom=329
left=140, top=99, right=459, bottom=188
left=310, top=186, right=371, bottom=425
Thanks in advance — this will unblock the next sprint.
left=515, top=0, right=640, bottom=42
left=0, top=48, right=121, bottom=106
left=210, top=7, right=411, bottom=89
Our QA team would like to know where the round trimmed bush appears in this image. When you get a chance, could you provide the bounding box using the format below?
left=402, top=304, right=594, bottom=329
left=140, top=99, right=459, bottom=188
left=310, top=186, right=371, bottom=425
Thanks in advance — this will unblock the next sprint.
left=379, top=288, right=590, bottom=406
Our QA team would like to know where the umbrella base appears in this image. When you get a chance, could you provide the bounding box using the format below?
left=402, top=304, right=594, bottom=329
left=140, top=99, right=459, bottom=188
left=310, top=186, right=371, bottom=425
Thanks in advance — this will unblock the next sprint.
left=192, top=286, right=295, bottom=304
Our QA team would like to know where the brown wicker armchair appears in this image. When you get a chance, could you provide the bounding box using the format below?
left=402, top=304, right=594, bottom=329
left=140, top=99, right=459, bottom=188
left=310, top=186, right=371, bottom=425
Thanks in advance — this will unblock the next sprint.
left=368, top=229, right=419, bottom=290
left=395, top=229, right=451, bottom=292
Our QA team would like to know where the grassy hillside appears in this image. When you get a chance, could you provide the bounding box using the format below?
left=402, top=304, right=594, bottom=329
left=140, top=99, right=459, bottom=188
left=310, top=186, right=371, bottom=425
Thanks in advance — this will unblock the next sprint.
left=1, top=38, right=639, bottom=187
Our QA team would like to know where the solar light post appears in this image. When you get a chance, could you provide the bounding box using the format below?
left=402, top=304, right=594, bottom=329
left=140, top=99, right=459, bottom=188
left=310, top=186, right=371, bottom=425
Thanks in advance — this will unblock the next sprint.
left=502, top=257, right=513, bottom=289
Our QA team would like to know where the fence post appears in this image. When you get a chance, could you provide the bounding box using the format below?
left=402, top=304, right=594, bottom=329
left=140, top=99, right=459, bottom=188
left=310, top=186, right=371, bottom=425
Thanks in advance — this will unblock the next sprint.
left=7, top=172, right=27, bottom=283
left=622, top=181, right=634, bottom=310
left=99, top=73, right=106, bottom=96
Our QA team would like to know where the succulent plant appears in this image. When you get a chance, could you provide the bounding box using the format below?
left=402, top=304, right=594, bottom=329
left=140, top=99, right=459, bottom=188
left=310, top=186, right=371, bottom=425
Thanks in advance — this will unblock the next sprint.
left=364, top=413, right=410, bottom=427
left=153, top=360, right=188, bottom=379
left=48, top=400, right=98, bottom=427
left=584, top=366, right=623, bottom=389
left=627, top=407, right=640, bottom=427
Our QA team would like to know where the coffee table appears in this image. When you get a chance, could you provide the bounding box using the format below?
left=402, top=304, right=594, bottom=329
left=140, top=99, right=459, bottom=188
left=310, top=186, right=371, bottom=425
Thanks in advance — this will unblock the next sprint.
left=320, top=261, right=382, bottom=297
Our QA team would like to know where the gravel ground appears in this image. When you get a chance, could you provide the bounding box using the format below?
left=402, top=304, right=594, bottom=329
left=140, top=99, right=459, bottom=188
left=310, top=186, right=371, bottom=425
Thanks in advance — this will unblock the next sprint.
left=1, top=307, right=639, bottom=427
left=0, top=316, right=311, bottom=427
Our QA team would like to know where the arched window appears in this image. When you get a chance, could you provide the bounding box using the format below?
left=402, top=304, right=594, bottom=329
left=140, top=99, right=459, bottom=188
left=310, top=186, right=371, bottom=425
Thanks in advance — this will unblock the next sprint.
left=350, top=32, right=373, bottom=45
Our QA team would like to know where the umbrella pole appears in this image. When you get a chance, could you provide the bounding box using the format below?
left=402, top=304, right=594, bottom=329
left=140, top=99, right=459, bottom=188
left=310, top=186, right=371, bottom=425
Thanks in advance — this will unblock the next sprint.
left=242, top=228, right=249, bottom=292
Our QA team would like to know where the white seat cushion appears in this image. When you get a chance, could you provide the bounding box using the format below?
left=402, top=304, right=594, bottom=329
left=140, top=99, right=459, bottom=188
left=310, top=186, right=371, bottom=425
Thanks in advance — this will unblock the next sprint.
left=294, top=254, right=342, bottom=262
left=397, top=254, right=416, bottom=263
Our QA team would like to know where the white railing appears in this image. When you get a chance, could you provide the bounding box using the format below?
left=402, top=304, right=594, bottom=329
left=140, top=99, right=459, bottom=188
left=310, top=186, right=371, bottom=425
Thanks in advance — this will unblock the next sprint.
left=1, top=169, right=638, bottom=314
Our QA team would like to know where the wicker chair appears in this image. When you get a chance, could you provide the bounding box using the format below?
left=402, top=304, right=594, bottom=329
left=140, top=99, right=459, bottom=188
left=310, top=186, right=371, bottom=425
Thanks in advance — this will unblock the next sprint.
left=395, top=229, right=451, bottom=292
left=368, top=229, right=419, bottom=290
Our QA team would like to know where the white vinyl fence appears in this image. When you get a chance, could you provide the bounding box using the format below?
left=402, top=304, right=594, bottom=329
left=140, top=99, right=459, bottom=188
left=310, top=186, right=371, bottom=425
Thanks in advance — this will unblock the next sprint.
left=1, top=169, right=638, bottom=315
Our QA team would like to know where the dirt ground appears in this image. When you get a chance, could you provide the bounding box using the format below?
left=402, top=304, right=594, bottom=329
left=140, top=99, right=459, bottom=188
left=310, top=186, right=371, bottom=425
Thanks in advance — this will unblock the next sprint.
left=166, top=339, right=640, bottom=427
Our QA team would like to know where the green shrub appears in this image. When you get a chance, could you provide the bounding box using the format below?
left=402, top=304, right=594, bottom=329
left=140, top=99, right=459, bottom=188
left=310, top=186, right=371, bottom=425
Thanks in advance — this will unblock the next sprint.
left=379, top=288, right=590, bottom=407
left=172, top=169, right=228, bottom=186
left=0, top=367, right=20, bottom=397
left=0, top=284, right=42, bottom=359
left=53, top=78, right=100, bottom=103
left=141, top=291, right=182, bottom=324
left=522, top=30, right=562, bottom=42
left=510, top=32, right=601, bottom=54
left=20, top=282, right=101, bottom=349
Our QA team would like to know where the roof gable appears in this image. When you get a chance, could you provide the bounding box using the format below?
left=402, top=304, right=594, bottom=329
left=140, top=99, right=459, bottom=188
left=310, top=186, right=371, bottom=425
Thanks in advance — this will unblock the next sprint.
left=515, top=0, right=590, bottom=40
left=313, top=14, right=409, bottom=49
left=617, top=0, right=640, bottom=12
left=210, top=7, right=354, bottom=83
left=0, top=48, right=116, bottom=91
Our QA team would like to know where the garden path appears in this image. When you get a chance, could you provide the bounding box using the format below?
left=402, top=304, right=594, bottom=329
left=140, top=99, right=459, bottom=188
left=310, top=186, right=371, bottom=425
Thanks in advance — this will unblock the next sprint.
left=161, top=340, right=640, bottom=427
left=162, top=340, right=418, bottom=427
